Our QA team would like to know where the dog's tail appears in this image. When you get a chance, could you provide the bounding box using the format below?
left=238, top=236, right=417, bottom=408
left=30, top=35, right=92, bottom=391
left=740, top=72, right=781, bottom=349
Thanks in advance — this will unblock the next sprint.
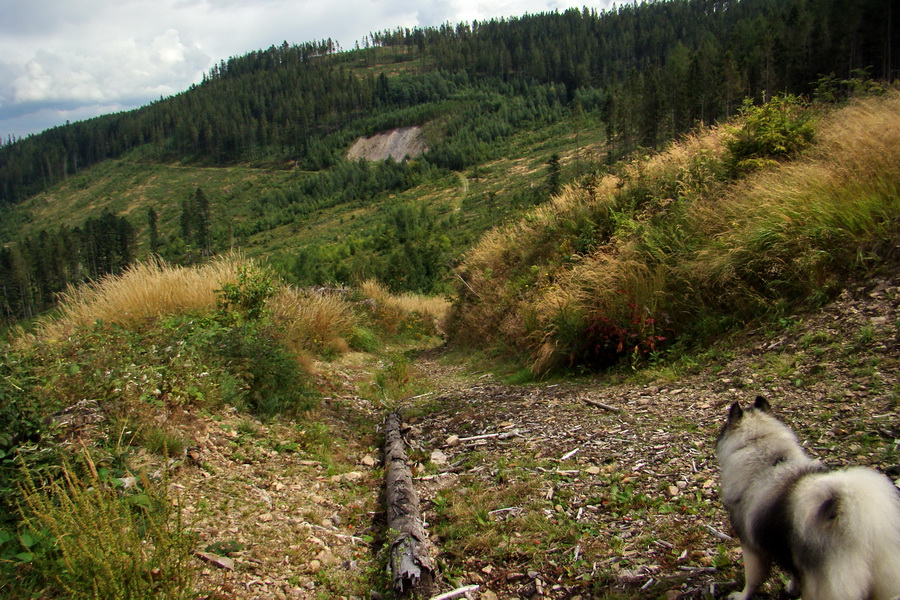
left=792, top=467, right=900, bottom=600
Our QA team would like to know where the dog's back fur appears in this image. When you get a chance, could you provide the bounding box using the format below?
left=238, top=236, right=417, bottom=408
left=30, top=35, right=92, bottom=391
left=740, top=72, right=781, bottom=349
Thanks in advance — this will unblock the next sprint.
left=717, top=396, right=900, bottom=600
left=791, top=467, right=900, bottom=600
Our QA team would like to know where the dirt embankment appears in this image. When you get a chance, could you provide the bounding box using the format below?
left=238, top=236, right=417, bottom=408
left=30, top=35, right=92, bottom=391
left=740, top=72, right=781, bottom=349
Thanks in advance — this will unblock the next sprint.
left=346, top=126, right=427, bottom=161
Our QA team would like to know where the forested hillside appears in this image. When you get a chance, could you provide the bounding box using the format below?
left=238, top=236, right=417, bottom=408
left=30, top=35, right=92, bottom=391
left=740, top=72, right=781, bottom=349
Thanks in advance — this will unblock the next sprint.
left=0, top=0, right=896, bottom=322
left=2, top=0, right=894, bottom=203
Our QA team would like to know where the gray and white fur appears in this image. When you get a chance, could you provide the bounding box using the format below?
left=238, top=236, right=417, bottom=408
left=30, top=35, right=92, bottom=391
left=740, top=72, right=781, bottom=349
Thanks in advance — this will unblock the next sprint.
left=716, top=396, right=900, bottom=600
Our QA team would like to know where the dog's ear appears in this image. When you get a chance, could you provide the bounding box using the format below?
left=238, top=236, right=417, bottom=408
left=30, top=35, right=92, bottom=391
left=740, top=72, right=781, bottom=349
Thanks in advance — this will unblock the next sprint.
left=753, top=396, right=771, bottom=412
left=726, top=401, right=744, bottom=426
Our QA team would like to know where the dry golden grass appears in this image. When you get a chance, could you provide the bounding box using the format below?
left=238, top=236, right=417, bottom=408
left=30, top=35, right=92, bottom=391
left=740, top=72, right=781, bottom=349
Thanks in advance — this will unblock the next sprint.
left=449, top=126, right=723, bottom=355
left=33, top=254, right=247, bottom=341
left=360, top=279, right=450, bottom=334
left=685, top=90, right=900, bottom=299
left=28, top=253, right=369, bottom=365
left=448, top=175, right=624, bottom=347
left=816, top=90, right=900, bottom=178
left=462, top=175, right=619, bottom=274
left=618, top=123, right=729, bottom=196
left=529, top=253, right=669, bottom=372
left=267, top=286, right=357, bottom=356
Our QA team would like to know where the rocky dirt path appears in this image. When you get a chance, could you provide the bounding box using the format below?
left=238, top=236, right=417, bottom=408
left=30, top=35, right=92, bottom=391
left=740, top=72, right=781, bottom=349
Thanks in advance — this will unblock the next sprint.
left=172, top=356, right=389, bottom=599
left=406, top=274, right=899, bottom=599
left=174, top=274, right=898, bottom=600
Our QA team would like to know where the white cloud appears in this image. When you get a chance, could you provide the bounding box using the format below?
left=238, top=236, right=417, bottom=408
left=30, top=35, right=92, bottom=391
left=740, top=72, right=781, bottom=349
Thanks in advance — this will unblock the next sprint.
left=11, top=29, right=209, bottom=105
left=0, top=0, right=614, bottom=139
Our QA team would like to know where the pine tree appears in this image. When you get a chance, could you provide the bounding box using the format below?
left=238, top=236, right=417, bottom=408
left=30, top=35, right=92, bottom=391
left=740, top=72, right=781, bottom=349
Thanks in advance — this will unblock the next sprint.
left=546, top=153, right=562, bottom=197
left=147, top=207, right=160, bottom=254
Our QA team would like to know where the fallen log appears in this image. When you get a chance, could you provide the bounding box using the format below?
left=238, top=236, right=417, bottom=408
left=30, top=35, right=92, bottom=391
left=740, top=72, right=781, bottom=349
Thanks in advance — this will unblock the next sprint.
left=383, top=410, right=435, bottom=596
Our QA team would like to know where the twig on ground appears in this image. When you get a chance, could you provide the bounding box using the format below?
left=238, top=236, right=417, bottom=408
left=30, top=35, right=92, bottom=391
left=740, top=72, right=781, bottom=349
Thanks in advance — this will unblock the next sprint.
left=561, top=447, right=581, bottom=460
left=457, top=432, right=501, bottom=442
left=583, top=398, right=622, bottom=413
left=429, top=584, right=480, bottom=600
left=401, top=392, right=435, bottom=402
left=309, top=523, right=366, bottom=544
left=703, top=524, right=733, bottom=541
left=678, top=566, right=717, bottom=573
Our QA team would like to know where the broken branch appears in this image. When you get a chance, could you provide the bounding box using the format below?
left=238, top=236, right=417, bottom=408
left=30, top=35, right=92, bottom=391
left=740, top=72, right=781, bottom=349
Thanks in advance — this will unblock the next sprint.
left=583, top=398, right=622, bottom=413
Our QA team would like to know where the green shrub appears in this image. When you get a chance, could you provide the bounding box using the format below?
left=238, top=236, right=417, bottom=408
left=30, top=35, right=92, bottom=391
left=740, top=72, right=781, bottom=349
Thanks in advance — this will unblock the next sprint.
left=0, top=350, right=65, bottom=530
left=216, top=263, right=276, bottom=322
left=725, top=94, right=815, bottom=176
left=195, top=318, right=318, bottom=419
left=348, top=326, right=379, bottom=352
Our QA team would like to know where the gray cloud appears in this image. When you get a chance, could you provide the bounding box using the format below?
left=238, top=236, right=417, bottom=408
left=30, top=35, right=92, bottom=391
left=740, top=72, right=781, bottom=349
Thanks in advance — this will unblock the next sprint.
left=0, top=0, right=612, bottom=139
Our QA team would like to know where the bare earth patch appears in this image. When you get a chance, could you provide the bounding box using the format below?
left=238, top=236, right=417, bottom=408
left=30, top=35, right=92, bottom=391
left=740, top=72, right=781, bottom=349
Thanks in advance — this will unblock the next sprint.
left=346, top=127, right=427, bottom=162
left=168, top=372, right=387, bottom=599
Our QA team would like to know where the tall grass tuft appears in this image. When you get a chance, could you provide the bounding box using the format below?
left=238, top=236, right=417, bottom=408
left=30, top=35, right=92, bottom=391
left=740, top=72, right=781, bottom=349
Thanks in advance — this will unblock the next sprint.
left=267, top=286, right=358, bottom=357
left=360, top=279, right=450, bottom=335
left=34, top=253, right=248, bottom=341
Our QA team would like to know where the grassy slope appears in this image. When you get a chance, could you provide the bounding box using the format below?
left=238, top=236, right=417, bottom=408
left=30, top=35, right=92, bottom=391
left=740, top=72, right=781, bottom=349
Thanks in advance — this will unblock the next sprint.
left=0, top=255, right=450, bottom=598
left=447, top=91, right=900, bottom=372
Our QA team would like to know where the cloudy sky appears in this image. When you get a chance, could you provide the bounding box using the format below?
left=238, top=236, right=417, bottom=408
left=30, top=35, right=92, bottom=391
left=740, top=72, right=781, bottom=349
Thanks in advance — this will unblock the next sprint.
left=0, top=0, right=617, bottom=141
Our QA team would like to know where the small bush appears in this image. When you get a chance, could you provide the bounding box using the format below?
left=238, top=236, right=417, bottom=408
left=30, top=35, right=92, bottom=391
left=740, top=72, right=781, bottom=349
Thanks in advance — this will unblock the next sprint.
left=348, top=326, right=379, bottom=352
left=216, top=262, right=276, bottom=322
left=578, top=301, right=669, bottom=369
left=724, top=95, right=815, bottom=176
left=190, top=318, right=319, bottom=419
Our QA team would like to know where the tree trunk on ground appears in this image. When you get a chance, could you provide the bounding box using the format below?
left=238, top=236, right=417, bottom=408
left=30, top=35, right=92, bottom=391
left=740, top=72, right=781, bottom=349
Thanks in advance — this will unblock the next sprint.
left=383, top=410, right=435, bottom=596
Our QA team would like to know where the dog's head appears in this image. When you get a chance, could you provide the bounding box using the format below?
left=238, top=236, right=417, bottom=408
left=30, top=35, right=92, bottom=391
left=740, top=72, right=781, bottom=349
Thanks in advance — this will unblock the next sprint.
left=725, top=395, right=770, bottom=425
left=716, top=395, right=809, bottom=466
left=718, top=395, right=770, bottom=440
